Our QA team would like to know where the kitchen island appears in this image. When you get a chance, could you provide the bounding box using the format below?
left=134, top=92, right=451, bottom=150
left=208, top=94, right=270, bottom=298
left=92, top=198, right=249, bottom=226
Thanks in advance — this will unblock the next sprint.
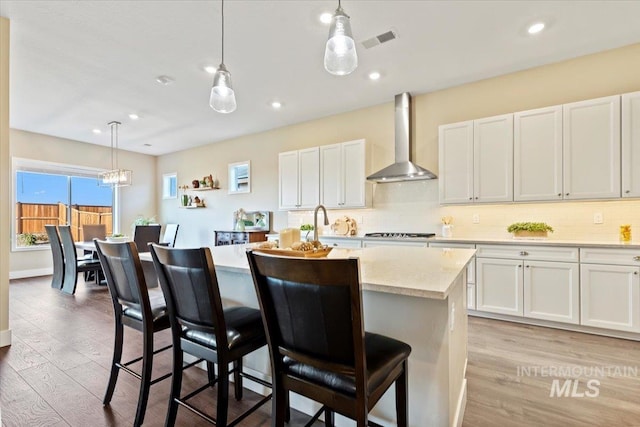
left=143, top=244, right=475, bottom=427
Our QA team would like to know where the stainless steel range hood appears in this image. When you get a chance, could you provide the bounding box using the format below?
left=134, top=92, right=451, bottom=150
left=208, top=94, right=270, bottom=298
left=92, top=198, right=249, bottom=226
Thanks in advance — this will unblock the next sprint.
left=367, top=92, right=437, bottom=182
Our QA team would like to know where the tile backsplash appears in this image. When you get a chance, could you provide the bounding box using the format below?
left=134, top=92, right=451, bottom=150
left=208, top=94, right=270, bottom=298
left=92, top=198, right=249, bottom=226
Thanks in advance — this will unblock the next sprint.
left=288, top=180, right=640, bottom=242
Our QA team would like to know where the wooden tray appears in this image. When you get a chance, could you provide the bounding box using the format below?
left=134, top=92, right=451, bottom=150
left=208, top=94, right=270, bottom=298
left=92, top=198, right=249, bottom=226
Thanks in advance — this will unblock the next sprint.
left=253, top=247, right=333, bottom=258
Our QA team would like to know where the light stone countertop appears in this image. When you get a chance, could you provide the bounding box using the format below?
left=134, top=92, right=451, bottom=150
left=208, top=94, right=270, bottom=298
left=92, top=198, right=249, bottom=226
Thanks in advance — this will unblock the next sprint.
left=141, top=244, right=475, bottom=300
left=317, top=234, right=640, bottom=249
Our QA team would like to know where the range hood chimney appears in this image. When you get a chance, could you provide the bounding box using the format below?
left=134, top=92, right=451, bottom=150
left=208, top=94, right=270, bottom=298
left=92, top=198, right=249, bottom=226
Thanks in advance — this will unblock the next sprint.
left=366, top=92, right=437, bottom=182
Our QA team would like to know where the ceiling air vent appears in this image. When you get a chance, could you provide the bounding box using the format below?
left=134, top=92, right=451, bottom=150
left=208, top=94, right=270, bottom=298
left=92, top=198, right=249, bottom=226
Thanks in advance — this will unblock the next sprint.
left=361, top=30, right=397, bottom=49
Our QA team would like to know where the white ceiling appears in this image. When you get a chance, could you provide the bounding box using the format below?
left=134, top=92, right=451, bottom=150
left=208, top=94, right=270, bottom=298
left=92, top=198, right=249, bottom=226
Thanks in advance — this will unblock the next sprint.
left=2, top=0, right=640, bottom=156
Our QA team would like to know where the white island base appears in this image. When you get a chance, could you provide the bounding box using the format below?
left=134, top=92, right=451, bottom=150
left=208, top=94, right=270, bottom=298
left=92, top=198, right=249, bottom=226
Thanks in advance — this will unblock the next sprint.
left=144, top=245, right=474, bottom=427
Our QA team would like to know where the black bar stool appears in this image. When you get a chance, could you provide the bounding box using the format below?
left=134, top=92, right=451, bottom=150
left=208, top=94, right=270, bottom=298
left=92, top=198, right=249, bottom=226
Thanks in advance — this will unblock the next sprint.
left=58, top=225, right=102, bottom=295
left=246, top=250, right=411, bottom=427
left=149, top=244, right=272, bottom=426
left=94, top=240, right=173, bottom=427
left=44, top=225, right=64, bottom=289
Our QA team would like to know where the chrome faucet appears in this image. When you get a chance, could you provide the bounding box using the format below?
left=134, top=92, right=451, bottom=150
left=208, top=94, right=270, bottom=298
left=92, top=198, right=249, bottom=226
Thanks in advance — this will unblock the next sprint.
left=313, top=204, right=329, bottom=242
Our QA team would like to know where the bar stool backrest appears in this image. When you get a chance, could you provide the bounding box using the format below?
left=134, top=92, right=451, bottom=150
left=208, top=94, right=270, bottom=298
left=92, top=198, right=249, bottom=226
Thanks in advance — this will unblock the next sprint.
left=133, top=225, right=162, bottom=253
left=82, top=224, right=107, bottom=241
left=45, top=225, right=64, bottom=289
left=94, top=240, right=147, bottom=309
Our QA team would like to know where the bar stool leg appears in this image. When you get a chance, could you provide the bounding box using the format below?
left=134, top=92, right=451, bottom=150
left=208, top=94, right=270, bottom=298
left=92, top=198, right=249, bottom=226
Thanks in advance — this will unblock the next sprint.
left=324, top=408, right=335, bottom=427
left=165, top=346, right=183, bottom=427
left=217, top=361, right=229, bottom=426
left=134, top=329, right=154, bottom=426
left=395, top=360, right=409, bottom=427
left=273, top=380, right=287, bottom=427
left=233, top=359, right=243, bottom=400
left=206, top=361, right=216, bottom=386
left=103, top=318, right=123, bottom=404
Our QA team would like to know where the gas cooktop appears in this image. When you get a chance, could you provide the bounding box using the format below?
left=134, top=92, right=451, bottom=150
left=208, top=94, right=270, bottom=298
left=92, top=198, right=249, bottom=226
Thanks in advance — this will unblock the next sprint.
left=364, top=232, right=436, bottom=239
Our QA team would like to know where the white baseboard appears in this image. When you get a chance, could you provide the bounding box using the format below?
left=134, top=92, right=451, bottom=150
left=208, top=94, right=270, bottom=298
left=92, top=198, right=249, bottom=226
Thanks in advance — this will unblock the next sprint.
left=9, top=268, right=52, bottom=280
left=0, top=328, right=12, bottom=347
left=453, top=378, right=467, bottom=427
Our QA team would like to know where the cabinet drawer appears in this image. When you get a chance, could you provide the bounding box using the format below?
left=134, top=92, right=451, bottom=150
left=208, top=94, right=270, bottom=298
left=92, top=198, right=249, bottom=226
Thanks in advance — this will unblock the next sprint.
left=476, top=244, right=578, bottom=262
left=429, top=242, right=476, bottom=249
left=319, top=237, right=362, bottom=248
left=580, top=247, right=640, bottom=266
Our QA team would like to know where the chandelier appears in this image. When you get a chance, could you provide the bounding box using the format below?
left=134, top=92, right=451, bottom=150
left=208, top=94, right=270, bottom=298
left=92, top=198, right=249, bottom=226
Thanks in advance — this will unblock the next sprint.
left=99, top=121, right=132, bottom=187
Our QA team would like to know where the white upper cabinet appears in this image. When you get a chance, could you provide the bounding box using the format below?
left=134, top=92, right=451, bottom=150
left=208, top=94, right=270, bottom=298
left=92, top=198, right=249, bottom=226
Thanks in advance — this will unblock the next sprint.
left=439, top=121, right=474, bottom=204
left=563, top=95, right=621, bottom=200
left=622, top=91, right=640, bottom=198
left=278, top=147, right=319, bottom=210
left=514, top=106, right=563, bottom=201
left=439, top=114, right=513, bottom=204
left=320, top=139, right=366, bottom=208
left=473, top=114, right=514, bottom=203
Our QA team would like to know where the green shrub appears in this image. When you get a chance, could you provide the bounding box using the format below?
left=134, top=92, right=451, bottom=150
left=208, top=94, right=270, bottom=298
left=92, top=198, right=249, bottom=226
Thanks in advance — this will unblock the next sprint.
left=507, top=222, right=554, bottom=233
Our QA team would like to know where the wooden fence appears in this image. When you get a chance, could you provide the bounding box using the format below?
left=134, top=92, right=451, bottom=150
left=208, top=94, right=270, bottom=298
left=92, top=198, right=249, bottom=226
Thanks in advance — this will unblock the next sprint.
left=16, top=202, right=112, bottom=242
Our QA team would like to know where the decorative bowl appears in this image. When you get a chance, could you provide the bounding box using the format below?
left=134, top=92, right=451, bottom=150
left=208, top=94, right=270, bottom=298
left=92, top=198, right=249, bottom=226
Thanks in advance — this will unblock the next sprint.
left=106, top=235, right=129, bottom=243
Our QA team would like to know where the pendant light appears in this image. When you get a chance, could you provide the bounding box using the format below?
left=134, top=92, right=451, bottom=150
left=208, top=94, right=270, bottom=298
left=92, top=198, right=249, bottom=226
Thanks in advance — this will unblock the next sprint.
left=209, top=0, right=237, bottom=113
left=324, top=0, right=358, bottom=76
left=98, top=121, right=132, bottom=187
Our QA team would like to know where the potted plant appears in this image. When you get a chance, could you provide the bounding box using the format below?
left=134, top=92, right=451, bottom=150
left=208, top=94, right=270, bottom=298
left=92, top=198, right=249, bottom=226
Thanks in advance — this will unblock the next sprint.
left=507, top=222, right=554, bottom=239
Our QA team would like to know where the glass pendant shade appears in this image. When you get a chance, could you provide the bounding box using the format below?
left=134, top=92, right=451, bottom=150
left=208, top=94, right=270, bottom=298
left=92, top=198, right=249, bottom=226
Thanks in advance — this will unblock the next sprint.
left=324, top=7, right=358, bottom=76
left=209, top=63, right=237, bottom=113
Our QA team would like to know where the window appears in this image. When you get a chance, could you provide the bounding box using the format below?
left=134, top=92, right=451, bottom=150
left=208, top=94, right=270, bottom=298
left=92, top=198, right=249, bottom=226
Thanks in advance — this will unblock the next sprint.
left=162, top=173, right=178, bottom=199
left=13, top=158, right=114, bottom=250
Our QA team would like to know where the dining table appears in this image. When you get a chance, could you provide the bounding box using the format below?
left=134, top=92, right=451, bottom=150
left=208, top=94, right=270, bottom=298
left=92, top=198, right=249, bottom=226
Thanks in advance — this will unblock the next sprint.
left=74, top=240, right=159, bottom=287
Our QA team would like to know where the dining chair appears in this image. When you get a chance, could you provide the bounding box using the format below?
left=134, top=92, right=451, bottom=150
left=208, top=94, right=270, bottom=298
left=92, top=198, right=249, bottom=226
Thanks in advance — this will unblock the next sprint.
left=94, top=240, right=172, bottom=427
left=133, top=224, right=162, bottom=253
left=58, top=225, right=103, bottom=295
left=246, top=250, right=412, bottom=427
left=161, top=223, right=179, bottom=247
left=82, top=223, right=107, bottom=242
left=44, top=225, right=64, bottom=289
left=149, top=244, right=272, bottom=426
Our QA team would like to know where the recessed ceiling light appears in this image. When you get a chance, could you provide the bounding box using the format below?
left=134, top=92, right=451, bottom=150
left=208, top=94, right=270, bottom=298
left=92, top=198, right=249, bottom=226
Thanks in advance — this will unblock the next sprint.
left=203, top=65, right=217, bottom=74
left=528, top=22, right=545, bottom=34
left=92, top=129, right=101, bottom=134
left=271, top=101, right=282, bottom=109
left=128, top=113, right=139, bottom=120
left=155, top=75, right=175, bottom=85
left=319, top=12, right=332, bottom=24
left=368, top=71, right=381, bottom=80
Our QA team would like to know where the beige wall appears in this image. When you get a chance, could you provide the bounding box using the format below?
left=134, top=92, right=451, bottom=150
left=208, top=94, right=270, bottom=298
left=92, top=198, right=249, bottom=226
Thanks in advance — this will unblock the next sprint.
left=1, top=17, right=11, bottom=346
left=158, top=42, right=640, bottom=246
left=9, top=129, right=157, bottom=276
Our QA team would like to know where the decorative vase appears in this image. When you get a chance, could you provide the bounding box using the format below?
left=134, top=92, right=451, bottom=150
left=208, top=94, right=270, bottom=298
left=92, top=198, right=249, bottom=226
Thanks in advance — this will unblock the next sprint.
left=181, top=194, right=189, bottom=207
left=442, top=224, right=453, bottom=238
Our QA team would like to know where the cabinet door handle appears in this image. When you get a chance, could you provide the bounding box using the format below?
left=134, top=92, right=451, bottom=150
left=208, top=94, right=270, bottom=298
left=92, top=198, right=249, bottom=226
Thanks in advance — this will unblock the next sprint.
left=526, top=265, right=530, bottom=268
left=565, top=193, right=570, bottom=196
left=558, top=193, right=562, bottom=197
left=625, top=190, right=630, bottom=194
left=520, top=251, right=529, bottom=256
left=475, top=197, right=479, bottom=200
left=469, top=197, right=473, bottom=200
left=634, top=256, right=640, bottom=261
left=518, top=265, right=522, bottom=268
left=635, top=271, right=638, bottom=275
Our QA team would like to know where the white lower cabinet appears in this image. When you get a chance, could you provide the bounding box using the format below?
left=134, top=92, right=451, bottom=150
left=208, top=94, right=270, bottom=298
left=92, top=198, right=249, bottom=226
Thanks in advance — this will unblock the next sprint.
left=476, top=245, right=579, bottom=320
left=476, top=257, right=523, bottom=316
left=524, top=260, right=579, bottom=324
left=580, top=247, right=640, bottom=333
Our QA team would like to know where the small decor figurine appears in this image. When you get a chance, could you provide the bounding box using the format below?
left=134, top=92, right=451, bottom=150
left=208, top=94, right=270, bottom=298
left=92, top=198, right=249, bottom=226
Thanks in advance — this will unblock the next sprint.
left=235, top=208, right=246, bottom=231
left=192, top=179, right=200, bottom=189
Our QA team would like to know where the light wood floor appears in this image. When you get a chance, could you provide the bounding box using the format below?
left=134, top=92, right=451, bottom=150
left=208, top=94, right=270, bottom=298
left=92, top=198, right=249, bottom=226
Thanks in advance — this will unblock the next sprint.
left=3, top=276, right=640, bottom=426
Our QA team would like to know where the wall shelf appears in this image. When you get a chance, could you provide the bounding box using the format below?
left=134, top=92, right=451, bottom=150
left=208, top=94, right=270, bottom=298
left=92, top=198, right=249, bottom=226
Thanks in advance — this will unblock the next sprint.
left=190, top=186, right=220, bottom=192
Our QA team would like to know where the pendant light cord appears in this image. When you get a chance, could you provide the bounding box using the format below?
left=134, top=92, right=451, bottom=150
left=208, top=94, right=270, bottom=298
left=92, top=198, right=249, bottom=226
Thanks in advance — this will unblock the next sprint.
left=221, top=0, right=225, bottom=64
